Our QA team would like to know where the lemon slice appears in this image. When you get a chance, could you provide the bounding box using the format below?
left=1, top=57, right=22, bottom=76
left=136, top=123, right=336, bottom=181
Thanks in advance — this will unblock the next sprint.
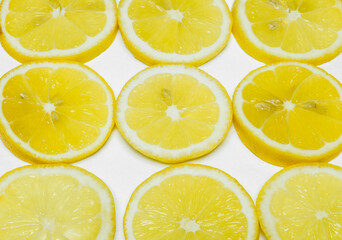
left=233, top=62, right=342, bottom=166
left=118, top=0, right=232, bottom=66
left=232, top=0, right=342, bottom=64
left=115, top=65, right=232, bottom=163
left=0, top=0, right=118, bottom=63
left=124, top=164, right=259, bottom=240
left=0, top=62, right=115, bottom=164
left=0, top=164, right=115, bottom=239
left=257, top=163, right=342, bottom=240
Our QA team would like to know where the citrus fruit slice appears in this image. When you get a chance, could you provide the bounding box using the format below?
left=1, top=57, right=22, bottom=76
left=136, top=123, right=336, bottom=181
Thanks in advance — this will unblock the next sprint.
left=0, top=62, right=115, bottom=164
left=124, top=164, right=259, bottom=240
left=0, top=164, right=115, bottom=239
left=257, top=163, right=342, bottom=240
left=232, top=0, right=342, bottom=64
left=233, top=62, right=342, bottom=166
left=115, top=65, right=232, bottom=163
left=0, top=0, right=118, bottom=63
left=118, top=0, right=232, bottom=66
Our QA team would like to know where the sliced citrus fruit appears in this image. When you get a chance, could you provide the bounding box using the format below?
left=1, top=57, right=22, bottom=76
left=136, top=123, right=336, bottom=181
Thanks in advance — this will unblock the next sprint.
left=118, top=0, right=232, bottom=66
left=124, top=164, right=259, bottom=240
left=257, top=163, right=342, bottom=240
left=233, top=62, right=342, bottom=166
left=232, top=0, right=342, bottom=64
left=0, top=62, right=115, bottom=164
left=0, top=164, right=115, bottom=239
left=0, top=0, right=118, bottom=63
left=115, top=65, right=232, bottom=163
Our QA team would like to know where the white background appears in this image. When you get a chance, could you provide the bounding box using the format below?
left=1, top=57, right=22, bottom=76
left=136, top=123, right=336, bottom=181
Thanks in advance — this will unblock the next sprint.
left=0, top=0, right=341, bottom=239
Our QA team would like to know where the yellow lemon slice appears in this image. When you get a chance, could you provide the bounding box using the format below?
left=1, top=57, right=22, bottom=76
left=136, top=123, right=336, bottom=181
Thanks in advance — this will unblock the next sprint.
left=115, top=65, right=232, bottom=163
left=0, top=164, right=115, bottom=239
left=0, top=0, right=118, bottom=62
left=124, top=164, right=259, bottom=240
left=257, top=163, right=342, bottom=240
left=118, top=0, right=232, bottom=66
left=0, top=62, right=115, bottom=164
left=233, top=0, right=342, bottom=64
left=233, top=62, right=342, bottom=166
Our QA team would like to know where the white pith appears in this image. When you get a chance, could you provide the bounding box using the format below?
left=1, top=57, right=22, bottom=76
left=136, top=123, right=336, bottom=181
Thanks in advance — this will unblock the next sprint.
left=179, top=218, right=201, bottom=232
left=315, top=210, right=328, bottom=220
left=167, top=9, right=184, bottom=21
left=41, top=217, right=56, bottom=232
left=236, top=0, right=342, bottom=60
left=119, top=0, right=232, bottom=63
left=0, top=62, right=114, bottom=161
left=0, top=0, right=117, bottom=58
left=125, top=165, right=258, bottom=240
left=234, top=62, right=342, bottom=157
left=288, top=10, right=301, bottom=21
left=116, top=65, right=232, bottom=161
left=166, top=104, right=181, bottom=121
left=52, top=6, right=65, bottom=18
left=283, top=100, right=295, bottom=111
left=0, top=165, right=115, bottom=240
left=43, top=102, right=56, bottom=113
left=258, top=165, right=342, bottom=240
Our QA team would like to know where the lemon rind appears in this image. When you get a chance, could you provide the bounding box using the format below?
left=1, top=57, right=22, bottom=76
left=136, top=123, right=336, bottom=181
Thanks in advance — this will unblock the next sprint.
left=232, top=0, right=342, bottom=65
left=233, top=62, right=342, bottom=166
left=0, top=164, right=116, bottom=240
left=0, top=61, right=115, bottom=164
left=256, top=163, right=342, bottom=240
left=115, top=64, right=232, bottom=163
left=118, top=0, right=232, bottom=66
left=0, top=0, right=118, bottom=63
left=124, top=164, right=259, bottom=240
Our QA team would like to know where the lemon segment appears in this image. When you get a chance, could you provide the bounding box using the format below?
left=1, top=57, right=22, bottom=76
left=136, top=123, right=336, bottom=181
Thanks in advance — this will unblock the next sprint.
left=124, top=164, right=259, bottom=240
left=0, top=0, right=118, bottom=62
left=116, top=65, right=232, bottom=163
left=257, top=163, right=342, bottom=240
left=0, top=164, right=115, bottom=239
left=233, top=62, right=342, bottom=166
left=233, top=0, right=342, bottom=64
left=119, top=0, right=232, bottom=66
left=0, top=62, right=115, bottom=164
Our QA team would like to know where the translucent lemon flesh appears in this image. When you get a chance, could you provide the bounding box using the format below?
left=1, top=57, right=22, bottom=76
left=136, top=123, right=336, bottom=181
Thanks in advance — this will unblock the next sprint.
left=241, top=64, right=342, bottom=150
left=261, top=166, right=342, bottom=239
left=0, top=173, right=102, bottom=239
left=4, top=0, right=108, bottom=52
left=2, top=66, right=109, bottom=155
left=127, top=0, right=223, bottom=54
left=125, top=73, right=219, bottom=150
left=132, top=174, right=248, bottom=239
left=245, top=0, right=342, bottom=54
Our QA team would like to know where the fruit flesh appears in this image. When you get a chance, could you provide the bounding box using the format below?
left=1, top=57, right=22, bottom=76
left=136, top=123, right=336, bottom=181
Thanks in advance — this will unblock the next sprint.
left=245, top=0, right=342, bottom=53
left=125, top=73, right=220, bottom=149
left=132, top=174, right=248, bottom=239
left=2, top=67, right=109, bottom=155
left=0, top=173, right=102, bottom=239
left=127, top=0, right=223, bottom=54
left=241, top=65, right=342, bottom=150
left=4, top=0, right=108, bottom=51
left=270, top=172, right=342, bottom=239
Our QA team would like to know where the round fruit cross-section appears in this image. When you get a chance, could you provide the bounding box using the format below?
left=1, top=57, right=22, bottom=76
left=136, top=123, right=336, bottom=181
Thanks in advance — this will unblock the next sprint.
left=257, top=163, right=342, bottom=240
left=233, top=0, right=342, bottom=64
left=124, top=164, right=259, bottom=240
left=118, top=0, right=232, bottom=66
left=0, top=0, right=118, bottom=62
left=0, top=62, right=115, bottom=164
left=115, top=65, right=232, bottom=163
left=0, top=164, right=115, bottom=239
left=233, top=62, right=342, bottom=166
